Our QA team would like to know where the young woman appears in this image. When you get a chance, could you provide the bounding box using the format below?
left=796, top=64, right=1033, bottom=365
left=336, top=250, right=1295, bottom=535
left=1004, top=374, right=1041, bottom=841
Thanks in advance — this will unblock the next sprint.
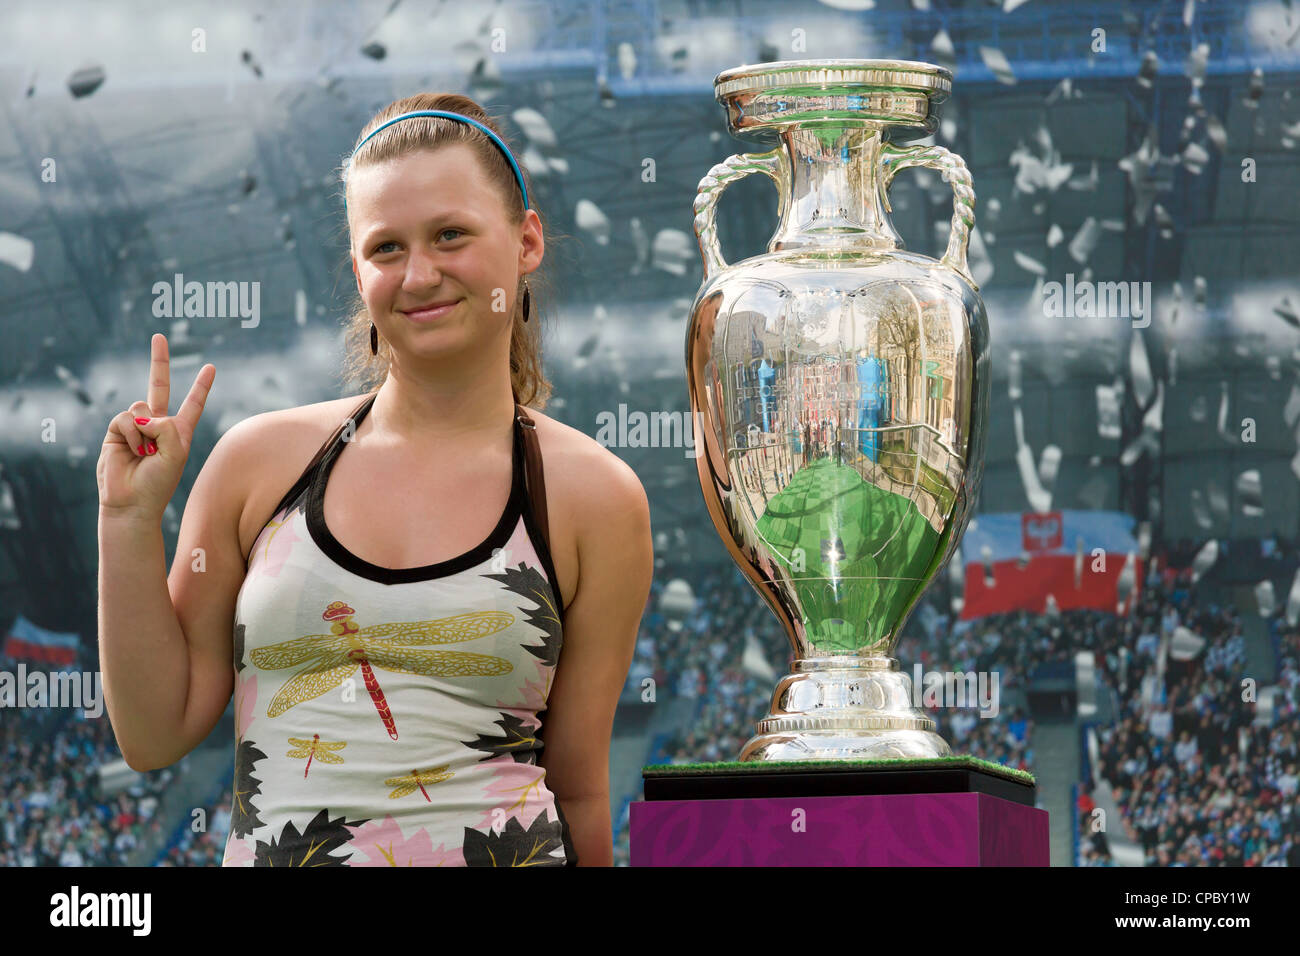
left=97, top=93, right=654, bottom=866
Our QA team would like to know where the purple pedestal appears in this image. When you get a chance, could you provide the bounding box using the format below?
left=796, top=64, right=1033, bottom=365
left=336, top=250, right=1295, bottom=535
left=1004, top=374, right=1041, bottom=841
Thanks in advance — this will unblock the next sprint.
left=630, top=791, right=1049, bottom=866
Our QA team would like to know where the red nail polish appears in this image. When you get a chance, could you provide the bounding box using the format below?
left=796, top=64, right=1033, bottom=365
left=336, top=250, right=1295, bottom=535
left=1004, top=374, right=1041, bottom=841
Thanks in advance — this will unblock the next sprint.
left=134, top=417, right=151, bottom=425
left=136, top=444, right=145, bottom=455
left=146, top=442, right=157, bottom=454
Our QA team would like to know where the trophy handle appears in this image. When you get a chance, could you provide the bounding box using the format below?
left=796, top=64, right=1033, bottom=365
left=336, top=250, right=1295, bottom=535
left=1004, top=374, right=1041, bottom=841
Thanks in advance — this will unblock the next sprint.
left=879, top=142, right=977, bottom=291
left=692, top=149, right=784, bottom=283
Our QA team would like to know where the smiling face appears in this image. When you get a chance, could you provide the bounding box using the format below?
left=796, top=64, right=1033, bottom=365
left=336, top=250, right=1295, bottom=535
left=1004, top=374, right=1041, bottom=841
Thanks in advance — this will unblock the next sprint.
left=348, top=141, right=542, bottom=369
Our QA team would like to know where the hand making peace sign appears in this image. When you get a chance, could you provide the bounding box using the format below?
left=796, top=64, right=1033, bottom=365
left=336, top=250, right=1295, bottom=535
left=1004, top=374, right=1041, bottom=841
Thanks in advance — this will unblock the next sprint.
left=96, top=333, right=216, bottom=522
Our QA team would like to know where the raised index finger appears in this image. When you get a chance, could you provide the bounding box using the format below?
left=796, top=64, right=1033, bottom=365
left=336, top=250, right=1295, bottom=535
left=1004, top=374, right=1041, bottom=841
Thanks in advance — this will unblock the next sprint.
left=148, top=333, right=170, bottom=418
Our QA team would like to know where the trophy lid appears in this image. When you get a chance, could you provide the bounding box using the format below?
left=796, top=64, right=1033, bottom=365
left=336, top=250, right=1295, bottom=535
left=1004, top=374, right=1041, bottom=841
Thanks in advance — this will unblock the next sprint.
left=714, top=58, right=952, bottom=139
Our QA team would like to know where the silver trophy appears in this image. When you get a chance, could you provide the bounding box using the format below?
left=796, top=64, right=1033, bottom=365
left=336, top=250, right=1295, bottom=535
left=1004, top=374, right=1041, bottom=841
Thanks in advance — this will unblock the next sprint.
left=685, top=59, right=990, bottom=761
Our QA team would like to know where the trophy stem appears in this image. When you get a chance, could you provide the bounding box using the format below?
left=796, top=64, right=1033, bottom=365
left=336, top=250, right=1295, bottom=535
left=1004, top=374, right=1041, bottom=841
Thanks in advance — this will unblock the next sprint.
left=738, top=655, right=952, bottom=761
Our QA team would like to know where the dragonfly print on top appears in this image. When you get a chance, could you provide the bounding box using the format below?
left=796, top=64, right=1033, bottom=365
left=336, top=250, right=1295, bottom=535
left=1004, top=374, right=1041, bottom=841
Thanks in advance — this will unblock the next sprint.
left=252, top=602, right=517, bottom=742
left=222, top=395, right=575, bottom=866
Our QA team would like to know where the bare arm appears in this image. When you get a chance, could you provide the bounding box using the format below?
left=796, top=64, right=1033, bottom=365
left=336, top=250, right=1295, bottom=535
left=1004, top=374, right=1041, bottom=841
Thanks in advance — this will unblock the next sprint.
left=97, top=336, right=257, bottom=770
left=99, top=415, right=259, bottom=771
left=97, top=514, right=192, bottom=771
left=537, top=452, right=653, bottom=866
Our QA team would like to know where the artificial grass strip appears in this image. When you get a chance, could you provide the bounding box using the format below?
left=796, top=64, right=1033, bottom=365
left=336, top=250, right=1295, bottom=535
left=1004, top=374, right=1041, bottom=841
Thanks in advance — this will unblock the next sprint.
left=642, top=755, right=1034, bottom=787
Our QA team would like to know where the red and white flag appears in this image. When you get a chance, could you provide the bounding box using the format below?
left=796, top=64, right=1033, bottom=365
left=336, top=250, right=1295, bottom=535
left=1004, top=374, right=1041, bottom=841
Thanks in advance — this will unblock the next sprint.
left=3, top=614, right=80, bottom=667
left=958, top=510, right=1142, bottom=619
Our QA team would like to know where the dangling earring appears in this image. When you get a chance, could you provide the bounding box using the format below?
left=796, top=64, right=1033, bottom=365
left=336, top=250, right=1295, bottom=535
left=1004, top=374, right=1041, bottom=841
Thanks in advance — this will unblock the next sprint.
left=370, top=322, right=378, bottom=355
left=522, top=278, right=531, bottom=324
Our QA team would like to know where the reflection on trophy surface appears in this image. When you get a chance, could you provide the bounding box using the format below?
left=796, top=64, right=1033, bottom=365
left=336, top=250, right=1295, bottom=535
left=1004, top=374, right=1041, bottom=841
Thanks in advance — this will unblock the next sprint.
left=686, top=59, right=991, bottom=761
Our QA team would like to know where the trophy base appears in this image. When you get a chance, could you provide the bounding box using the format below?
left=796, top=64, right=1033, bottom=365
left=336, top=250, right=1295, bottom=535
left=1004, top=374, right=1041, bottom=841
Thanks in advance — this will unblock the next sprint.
left=739, top=655, right=952, bottom=762
left=739, top=727, right=951, bottom=761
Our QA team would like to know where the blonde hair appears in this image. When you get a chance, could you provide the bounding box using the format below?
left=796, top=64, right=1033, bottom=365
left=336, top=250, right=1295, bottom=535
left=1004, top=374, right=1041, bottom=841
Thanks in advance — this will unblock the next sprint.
left=337, top=92, right=556, bottom=409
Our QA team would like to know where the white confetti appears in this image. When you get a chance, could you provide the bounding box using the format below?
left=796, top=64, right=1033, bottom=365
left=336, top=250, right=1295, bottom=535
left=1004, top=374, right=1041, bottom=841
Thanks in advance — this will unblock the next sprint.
left=521, top=144, right=550, bottom=179
left=1013, top=250, right=1046, bottom=275
left=575, top=198, right=610, bottom=245
left=1286, top=567, right=1300, bottom=625
left=1117, top=552, right=1137, bottom=608
left=1186, top=42, right=1209, bottom=87
left=1182, top=140, right=1209, bottom=174
left=1068, top=217, right=1102, bottom=264
left=931, top=29, right=955, bottom=61
left=1216, top=381, right=1231, bottom=442
left=967, top=226, right=994, bottom=286
left=629, top=217, right=649, bottom=274
left=1237, top=469, right=1264, bottom=517
left=1046, top=78, right=1075, bottom=105
left=0, top=233, right=35, bottom=272
left=1010, top=144, right=1073, bottom=194
left=1014, top=408, right=1052, bottom=512
left=1038, top=445, right=1061, bottom=489
left=1067, top=160, right=1099, bottom=191
left=651, top=228, right=692, bottom=275
left=1208, top=480, right=1229, bottom=520
left=1171, top=626, right=1206, bottom=660
left=1191, top=489, right=1212, bottom=529
left=512, top=107, right=557, bottom=148
left=1206, top=114, right=1227, bottom=152
left=1288, top=385, right=1300, bottom=428
left=1130, top=330, right=1154, bottom=407
left=979, top=46, right=1017, bottom=85
left=1245, top=68, right=1264, bottom=109
left=1137, top=51, right=1159, bottom=88
left=1120, top=430, right=1158, bottom=466
left=1191, top=539, right=1218, bottom=581
left=1256, top=580, right=1276, bottom=617
left=617, top=42, right=637, bottom=80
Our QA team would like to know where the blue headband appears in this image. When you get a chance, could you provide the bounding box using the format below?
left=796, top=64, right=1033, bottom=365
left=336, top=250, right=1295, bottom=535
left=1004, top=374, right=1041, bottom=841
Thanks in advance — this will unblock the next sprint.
left=346, top=109, right=530, bottom=210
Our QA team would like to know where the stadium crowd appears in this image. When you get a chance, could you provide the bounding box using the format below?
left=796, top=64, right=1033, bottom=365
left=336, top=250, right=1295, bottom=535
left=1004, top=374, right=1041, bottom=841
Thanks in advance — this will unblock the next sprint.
left=8, top=539, right=1298, bottom=867
left=1080, top=558, right=1300, bottom=866
left=0, top=654, right=173, bottom=867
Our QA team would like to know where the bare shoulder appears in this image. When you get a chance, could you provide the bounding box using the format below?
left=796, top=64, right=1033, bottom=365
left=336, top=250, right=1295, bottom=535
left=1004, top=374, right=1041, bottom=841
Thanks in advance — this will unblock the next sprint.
left=231, top=394, right=374, bottom=560
left=524, top=406, right=649, bottom=519
left=236, top=393, right=371, bottom=438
